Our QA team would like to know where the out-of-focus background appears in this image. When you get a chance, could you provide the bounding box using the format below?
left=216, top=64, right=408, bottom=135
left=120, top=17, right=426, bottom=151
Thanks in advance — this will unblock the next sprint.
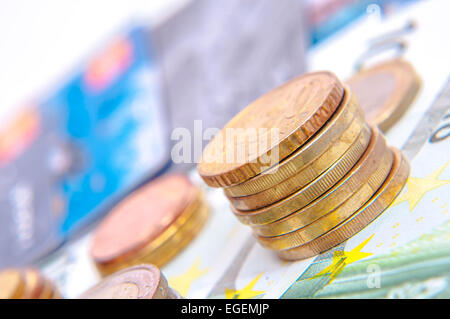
left=1, top=0, right=449, bottom=298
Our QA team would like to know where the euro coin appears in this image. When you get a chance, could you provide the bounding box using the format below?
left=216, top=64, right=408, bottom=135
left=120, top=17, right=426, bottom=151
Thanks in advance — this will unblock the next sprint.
left=79, top=264, right=180, bottom=299
left=91, top=174, right=208, bottom=275
left=347, top=58, right=421, bottom=131
left=0, top=269, right=24, bottom=299
left=21, top=268, right=45, bottom=299
left=233, top=126, right=389, bottom=226
left=198, top=71, right=344, bottom=187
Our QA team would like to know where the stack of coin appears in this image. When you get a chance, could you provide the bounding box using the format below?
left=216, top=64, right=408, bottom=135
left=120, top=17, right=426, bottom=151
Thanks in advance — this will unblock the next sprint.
left=90, top=174, right=209, bottom=275
left=79, top=264, right=182, bottom=299
left=198, top=71, right=409, bottom=260
left=0, top=268, right=62, bottom=299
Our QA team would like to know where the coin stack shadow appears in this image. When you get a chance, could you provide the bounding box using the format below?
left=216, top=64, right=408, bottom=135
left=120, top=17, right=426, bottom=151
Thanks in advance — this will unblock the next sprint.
left=90, top=174, right=209, bottom=276
left=198, top=71, right=410, bottom=260
left=0, top=268, right=62, bottom=299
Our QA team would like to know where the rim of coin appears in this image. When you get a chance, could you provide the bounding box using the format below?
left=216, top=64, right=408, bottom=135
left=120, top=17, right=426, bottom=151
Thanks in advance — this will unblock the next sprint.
left=277, top=148, right=409, bottom=260
left=198, top=71, right=345, bottom=187
left=91, top=174, right=198, bottom=264
left=232, top=126, right=389, bottom=226
left=20, top=268, right=45, bottom=299
left=347, top=58, right=421, bottom=132
left=79, top=264, right=172, bottom=299
left=0, top=269, right=25, bottom=299
left=96, top=194, right=209, bottom=274
left=252, top=128, right=392, bottom=237
left=256, top=146, right=393, bottom=250
left=224, top=86, right=364, bottom=197
left=227, top=117, right=369, bottom=211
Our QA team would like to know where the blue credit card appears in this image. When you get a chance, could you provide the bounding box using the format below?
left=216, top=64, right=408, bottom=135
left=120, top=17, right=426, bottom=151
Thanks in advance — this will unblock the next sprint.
left=0, top=27, right=171, bottom=268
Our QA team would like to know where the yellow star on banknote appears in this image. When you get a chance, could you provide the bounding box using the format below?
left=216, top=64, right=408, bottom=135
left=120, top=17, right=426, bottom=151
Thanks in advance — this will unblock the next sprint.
left=393, top=162, right=450, bottom=211
left=313, top=235, right=374, bottom=284
left=225, top=273, right=265, bottom=299
left=169, top=259, right=209, bottom=296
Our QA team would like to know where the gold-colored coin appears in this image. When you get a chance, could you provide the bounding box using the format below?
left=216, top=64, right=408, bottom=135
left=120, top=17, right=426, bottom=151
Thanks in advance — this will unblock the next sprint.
left=278, top=148, right=409, bottom=260
left=0, top=269, right=24, bottom=299
left=21, top=268, right=45, bottom=299
left=227, top=117, right=369, bottom=211
left=198, top=71, right=344, bottom=187
left=96, top=193, right=209, bottom=275
left=252, top=130, right=392, bottom=237
left=224, top=87, right=364, bottom=198
left=39, top=278, right=56, bottom=299
left=233, top=126, right=389, bottom=226
left=256, top=145, right=393, bottom=250
left=347, top=58, right=421, bottom=132
left=233, top=126, right=387, bottom=226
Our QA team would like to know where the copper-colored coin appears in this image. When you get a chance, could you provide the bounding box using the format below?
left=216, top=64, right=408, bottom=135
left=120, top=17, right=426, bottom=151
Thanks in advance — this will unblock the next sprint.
left=278, top=148, right=409, bottom=260
left=256, top=145, right=392, bottom=250
left=91, top=174, right=198, bottom=266
left=0, top=269, right=24, bottom=299
left=20, top=268, right=45, bottom=299
left=347, top=58, right=421, bottom=131
left=198, top=71, right=344, bottom=187
left=80, top=264, right=176, bottom=299
left=227, top=119, right=370, bottom=211
left=224, top=86, right=364, bottom=198
left=96, top=194, right=209, bottom=275
left=233, top=126, right=388, bottom=226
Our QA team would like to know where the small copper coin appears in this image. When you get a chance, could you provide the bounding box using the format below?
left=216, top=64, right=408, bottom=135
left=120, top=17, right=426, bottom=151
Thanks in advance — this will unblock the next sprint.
left=198, top=71, right=344, bottom=187
left=79, top=265, right=173, bottom=299
left=20, top=268, right=45, bottom=299
left=90, top=174, right=197, bottom=265
left=347, top=58, right=421, bottom=131
left=278, top=148, right=409, bottom=260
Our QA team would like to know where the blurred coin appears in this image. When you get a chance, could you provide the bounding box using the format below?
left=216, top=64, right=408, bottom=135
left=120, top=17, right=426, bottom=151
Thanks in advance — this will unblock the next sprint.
left=0, top=269, right=24, bottom=299
left=256, top=141, right=393, bottom=250
left=198, top=71, right=344, bottom=187
left=278, top=148, right=409, bottom=260
left=79, top=264, right=179, bottom=299
left=20, top=268, right=45, bottom=299
left=224, top=86, right=364, bottom=198
left=347, top=58, right=421, bottom=131
left=233, top=127, right=389, bottom=227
